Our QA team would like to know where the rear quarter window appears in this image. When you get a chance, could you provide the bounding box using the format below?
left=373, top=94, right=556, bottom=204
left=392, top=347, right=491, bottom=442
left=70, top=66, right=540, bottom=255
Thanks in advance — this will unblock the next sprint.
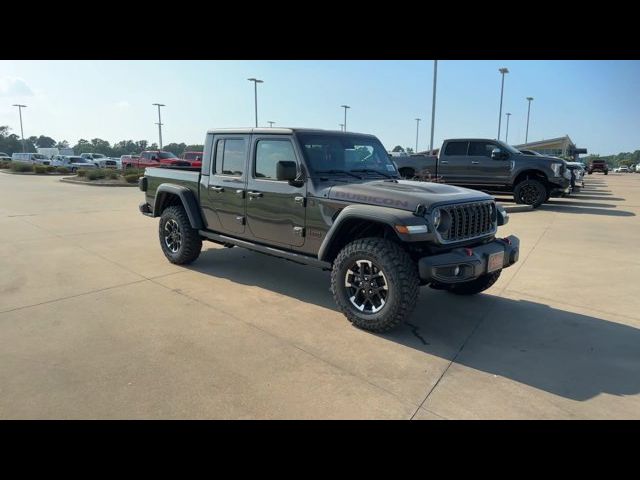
left=444, top=141, right=469, bottom=155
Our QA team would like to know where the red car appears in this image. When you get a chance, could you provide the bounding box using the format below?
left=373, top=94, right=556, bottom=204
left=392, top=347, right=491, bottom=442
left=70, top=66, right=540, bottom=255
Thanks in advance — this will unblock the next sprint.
left=181, top=151, right=203, bottom=168
left=122, top=151, right=191, bottom=169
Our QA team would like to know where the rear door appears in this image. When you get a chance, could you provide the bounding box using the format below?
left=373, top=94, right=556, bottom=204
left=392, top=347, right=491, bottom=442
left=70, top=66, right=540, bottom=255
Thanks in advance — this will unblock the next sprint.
left=467, top=140, right=511, bottom=185
left=244, top=135, right=307, bottom=247
left=439, top=141, right=469, bottom=183
left=206, top=135, right=249, bottom=235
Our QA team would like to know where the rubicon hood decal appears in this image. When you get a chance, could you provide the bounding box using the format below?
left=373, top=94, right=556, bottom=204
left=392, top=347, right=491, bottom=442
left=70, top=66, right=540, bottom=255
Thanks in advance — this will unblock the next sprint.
left=328, top=180, right=491, bottom=211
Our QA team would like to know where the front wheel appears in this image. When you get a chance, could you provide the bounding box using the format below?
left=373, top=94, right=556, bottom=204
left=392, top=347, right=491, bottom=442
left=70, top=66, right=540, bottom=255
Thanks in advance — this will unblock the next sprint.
left=446, top=270, right=501, bottom=295
left=514, top=178, right=547, bottom=208
left=331, top=237, right=419, bottom=333
left=158, top=205, right=202, bottom=264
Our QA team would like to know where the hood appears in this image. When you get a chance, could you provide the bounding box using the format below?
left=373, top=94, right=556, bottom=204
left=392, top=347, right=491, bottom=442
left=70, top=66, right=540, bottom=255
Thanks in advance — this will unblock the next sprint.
left=328, top=180, right=492, bottom=212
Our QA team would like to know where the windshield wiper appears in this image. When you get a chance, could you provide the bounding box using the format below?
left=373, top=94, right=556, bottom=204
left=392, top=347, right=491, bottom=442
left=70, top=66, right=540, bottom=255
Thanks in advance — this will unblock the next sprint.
left=315, top=169, right=363, bottom=179
left=350, top=168, right=394, bottom=179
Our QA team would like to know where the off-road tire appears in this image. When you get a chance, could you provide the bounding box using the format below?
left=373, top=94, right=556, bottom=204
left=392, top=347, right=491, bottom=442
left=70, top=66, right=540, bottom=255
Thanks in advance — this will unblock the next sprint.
left=514, top=178, right=547, bottom=208
left=158, top=205, right=202, bottom=265
left=447, top=270, right=501, bottom=295
left=331, top=237, right=419, bottom=333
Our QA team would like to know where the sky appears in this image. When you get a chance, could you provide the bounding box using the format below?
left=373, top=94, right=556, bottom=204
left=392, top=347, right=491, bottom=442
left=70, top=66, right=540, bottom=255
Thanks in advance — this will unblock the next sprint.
left=0, top=60, right=639, bottom=156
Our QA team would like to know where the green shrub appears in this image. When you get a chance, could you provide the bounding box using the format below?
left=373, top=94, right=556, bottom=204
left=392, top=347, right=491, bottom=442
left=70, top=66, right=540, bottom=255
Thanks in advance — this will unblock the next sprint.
left=11, top=162, right=33, bottom=173
left=56, top=167, right=70, bottom=174
left=125, top=173, right=140, bottom=184
left=45, top=166, right=56, bottom=173
left=0, top=161, right=11, bottom=169
left=107, top=171, right=119, bottom=179
left=77, top=169, right=87, bottom=177
left=33, top=165, right=47, bottom=174
left=87, top=169, right=107, bottom=181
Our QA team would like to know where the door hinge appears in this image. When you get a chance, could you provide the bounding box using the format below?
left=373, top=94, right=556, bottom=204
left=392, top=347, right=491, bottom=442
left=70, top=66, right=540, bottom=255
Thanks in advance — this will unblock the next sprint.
left=293, top=226, right=305, bottom=237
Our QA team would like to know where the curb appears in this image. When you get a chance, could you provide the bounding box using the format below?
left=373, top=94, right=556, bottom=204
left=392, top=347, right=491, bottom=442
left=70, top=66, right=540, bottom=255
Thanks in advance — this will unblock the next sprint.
left=60, top=177, right=138, bottom=187
left=0, top=170, right=68, bottom=176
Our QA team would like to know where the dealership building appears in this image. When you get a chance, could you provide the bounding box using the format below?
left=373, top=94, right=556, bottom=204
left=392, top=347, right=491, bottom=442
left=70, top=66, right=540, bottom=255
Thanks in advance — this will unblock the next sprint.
left=514, top=135, right=587, bottom=161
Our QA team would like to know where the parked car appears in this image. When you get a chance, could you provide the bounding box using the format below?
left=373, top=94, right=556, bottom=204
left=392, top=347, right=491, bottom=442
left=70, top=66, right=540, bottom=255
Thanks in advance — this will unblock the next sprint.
left=11, top=152, right=51, bottom=165
left=565, top=162, right=585, bottom=189
left=120, top=155, right=140, bottom=170
left=395, top=139, right=571, bottom=208
left=0, top=152, right=11, bottom=162
left=588, top=159, right=608, bottom=175
left=617, top=166, right=630, bottom=173
left=181, top=151, right=204, bottom=168
left=138, top=127, right=520, bottom=333
left=80, top=153, right=108, bottom=166
left=58, top=156, right=98, bottom=172
left=122, top=150, right=191, bottom=169
left=636, top=164, right=640, bottom=173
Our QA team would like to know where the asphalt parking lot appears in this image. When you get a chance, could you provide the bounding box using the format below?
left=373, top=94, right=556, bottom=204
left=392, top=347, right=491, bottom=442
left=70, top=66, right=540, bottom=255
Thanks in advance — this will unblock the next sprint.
left=1, top=171, right=639, bottom=419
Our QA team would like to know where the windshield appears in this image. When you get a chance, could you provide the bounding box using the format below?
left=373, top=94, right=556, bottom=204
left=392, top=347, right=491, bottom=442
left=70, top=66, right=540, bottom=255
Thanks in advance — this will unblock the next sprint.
left=296, top=133, right=398, bottom=177
left=158, top=152, right=178, bottom=159
left=494, top=141, right=522, bottom=155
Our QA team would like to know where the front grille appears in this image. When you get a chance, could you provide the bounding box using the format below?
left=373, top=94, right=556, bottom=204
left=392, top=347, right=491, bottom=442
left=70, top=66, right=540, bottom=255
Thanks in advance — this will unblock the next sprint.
left=439, top=201, right=496, bottom=243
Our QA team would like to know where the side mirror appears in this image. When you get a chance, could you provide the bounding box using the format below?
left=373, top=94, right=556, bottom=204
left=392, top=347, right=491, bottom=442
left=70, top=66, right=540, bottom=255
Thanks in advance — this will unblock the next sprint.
left=276, top=160, right=298, bottom=182
left=491, top=148, right=507, bottom=160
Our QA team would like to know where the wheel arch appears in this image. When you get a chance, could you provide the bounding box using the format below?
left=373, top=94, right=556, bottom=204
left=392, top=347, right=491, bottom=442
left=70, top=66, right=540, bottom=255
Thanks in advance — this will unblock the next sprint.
left=153, top=184, right=204, bottom=229
left=318, top=205, right=415, bottom=263
left=513, top=169, right=550, bottom=187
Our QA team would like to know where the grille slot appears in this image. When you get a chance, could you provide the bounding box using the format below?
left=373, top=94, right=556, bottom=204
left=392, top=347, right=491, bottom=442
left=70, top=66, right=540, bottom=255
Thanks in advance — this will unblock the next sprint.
left=439, top=201, right=495, bottom=243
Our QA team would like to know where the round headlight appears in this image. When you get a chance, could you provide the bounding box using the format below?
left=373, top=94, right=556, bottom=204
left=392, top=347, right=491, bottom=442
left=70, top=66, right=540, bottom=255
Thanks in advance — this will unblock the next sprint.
left=432, top=209, right=441, bottom=229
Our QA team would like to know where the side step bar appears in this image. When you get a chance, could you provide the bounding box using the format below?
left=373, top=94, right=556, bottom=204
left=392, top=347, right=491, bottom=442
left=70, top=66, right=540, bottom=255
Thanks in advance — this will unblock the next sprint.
left=199, top=230, right=332, bottom=270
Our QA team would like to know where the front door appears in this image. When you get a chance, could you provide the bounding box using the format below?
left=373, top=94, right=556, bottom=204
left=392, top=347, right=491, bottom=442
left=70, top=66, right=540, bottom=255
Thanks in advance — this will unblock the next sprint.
left=467, top=140, right=512, bottom=185
left=206, top=135, right=249, bottom=235
left=245, top=136, right=307, bottom=247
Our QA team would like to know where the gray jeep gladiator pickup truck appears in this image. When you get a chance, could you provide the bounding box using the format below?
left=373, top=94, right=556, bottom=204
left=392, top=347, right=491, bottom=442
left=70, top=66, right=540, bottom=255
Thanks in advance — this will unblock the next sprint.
left=395, top=138, right=572, bottom=208
left=139, top=128, right=519, bottom=332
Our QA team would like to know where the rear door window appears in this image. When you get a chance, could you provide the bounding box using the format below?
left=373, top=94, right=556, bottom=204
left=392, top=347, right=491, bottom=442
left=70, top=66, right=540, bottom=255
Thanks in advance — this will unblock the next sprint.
left=444, top=141, right=469, bottom=155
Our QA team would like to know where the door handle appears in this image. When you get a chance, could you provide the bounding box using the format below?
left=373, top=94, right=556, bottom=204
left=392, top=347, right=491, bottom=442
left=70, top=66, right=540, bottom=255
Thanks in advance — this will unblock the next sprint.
left=247, top=191, right=263, bottom=199
left=471, top=161, right=480, bottom=164
left=235, top=189, right=245, bottom=197
left=209, top=186, right=224, bottom=192
left=294, top=196, right=305, bottom=206
left=440, top=161, right=449, bottom=164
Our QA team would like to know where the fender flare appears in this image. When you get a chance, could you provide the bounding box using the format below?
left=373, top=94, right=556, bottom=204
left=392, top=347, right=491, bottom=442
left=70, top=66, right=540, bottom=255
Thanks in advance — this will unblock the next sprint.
left=153, top=184, right=204, bottom=229
left=317, top=204, right=421, bottom=262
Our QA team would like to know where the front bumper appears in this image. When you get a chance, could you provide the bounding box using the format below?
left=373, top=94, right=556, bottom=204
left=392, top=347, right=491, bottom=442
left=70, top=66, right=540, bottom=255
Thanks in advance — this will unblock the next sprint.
left=418, top=235, right=520, bottom=284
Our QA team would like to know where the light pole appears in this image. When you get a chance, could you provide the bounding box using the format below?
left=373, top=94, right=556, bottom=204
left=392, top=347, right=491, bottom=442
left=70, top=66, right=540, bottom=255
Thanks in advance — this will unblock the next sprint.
left=12, top=104, right=27, bottom=152
left=268, top=121, right=275, bottom=128
left=247, top=78, right=263, bottom=127
left=429, top=60, right=438, bottom=153
left=341, top=105, right=350, bottom=131
left=415, top=118, right=421, bottom=153
left=505, top=113, right=511, bottom=143
left=497, top=67, right=509, bottom=140
left=525, top=97, right=534, bottom=144
left=152, top=103, right=165, bottom=149
left=339, top=123, right=344, bottom=132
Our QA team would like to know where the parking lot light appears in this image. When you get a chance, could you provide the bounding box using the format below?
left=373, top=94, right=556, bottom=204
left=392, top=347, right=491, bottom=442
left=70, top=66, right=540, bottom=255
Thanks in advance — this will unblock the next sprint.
left=248, top=78, right=264, bottom=127
left=152, top=103, right=165, bottom=149
left=268, top=121, right=275, bottom=128
left=505, top=112, right=511, bottom=143
left=525, top=97, right=534, bottom=144
left=341, top=105, right=350, bottom=131
left=12, top=104, right=27, bottom=152
left=497, top=67, right=509, bottom=140
left=415, top=118, right=421, bottom=153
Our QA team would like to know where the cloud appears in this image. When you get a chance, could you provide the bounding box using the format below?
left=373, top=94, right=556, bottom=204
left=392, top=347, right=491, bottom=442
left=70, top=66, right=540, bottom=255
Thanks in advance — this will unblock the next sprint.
left=0, top=77, right=34, bottom=97
left=115, top=100, right=130, bottom=109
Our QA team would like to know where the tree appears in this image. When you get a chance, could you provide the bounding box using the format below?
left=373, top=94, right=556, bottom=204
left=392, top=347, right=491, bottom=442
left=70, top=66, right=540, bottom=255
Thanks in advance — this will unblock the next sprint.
left=185, top=144, right=204, bottom=152
left=36, top=135, right=56, bottom=148
left=55, top=140, right=69, bottom=149
left=405, top=147, right=414, bottom=154
left=163, top=142, right=187, bottom=156
left=392, top=145, right=405, bottom=152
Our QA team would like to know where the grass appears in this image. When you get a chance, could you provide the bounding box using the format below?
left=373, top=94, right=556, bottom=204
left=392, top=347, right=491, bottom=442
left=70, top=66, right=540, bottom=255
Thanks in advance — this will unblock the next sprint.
left=124, top=173, right=140, bottom=183
left=33, top=165, right=47, bottom=174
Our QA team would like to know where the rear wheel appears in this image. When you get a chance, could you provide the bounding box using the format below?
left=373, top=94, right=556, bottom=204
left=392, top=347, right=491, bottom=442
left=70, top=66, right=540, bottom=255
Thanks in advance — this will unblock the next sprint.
left=514, top=178, right=547, bottom=208
left=331, top=237, right=419, bottom=333
left=158, top=205, right=202, bottom=265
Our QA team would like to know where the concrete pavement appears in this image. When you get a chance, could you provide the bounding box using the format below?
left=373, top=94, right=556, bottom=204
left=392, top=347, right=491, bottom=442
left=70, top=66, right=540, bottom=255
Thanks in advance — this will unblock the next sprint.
left=1, top=172, right=639, bottom=418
